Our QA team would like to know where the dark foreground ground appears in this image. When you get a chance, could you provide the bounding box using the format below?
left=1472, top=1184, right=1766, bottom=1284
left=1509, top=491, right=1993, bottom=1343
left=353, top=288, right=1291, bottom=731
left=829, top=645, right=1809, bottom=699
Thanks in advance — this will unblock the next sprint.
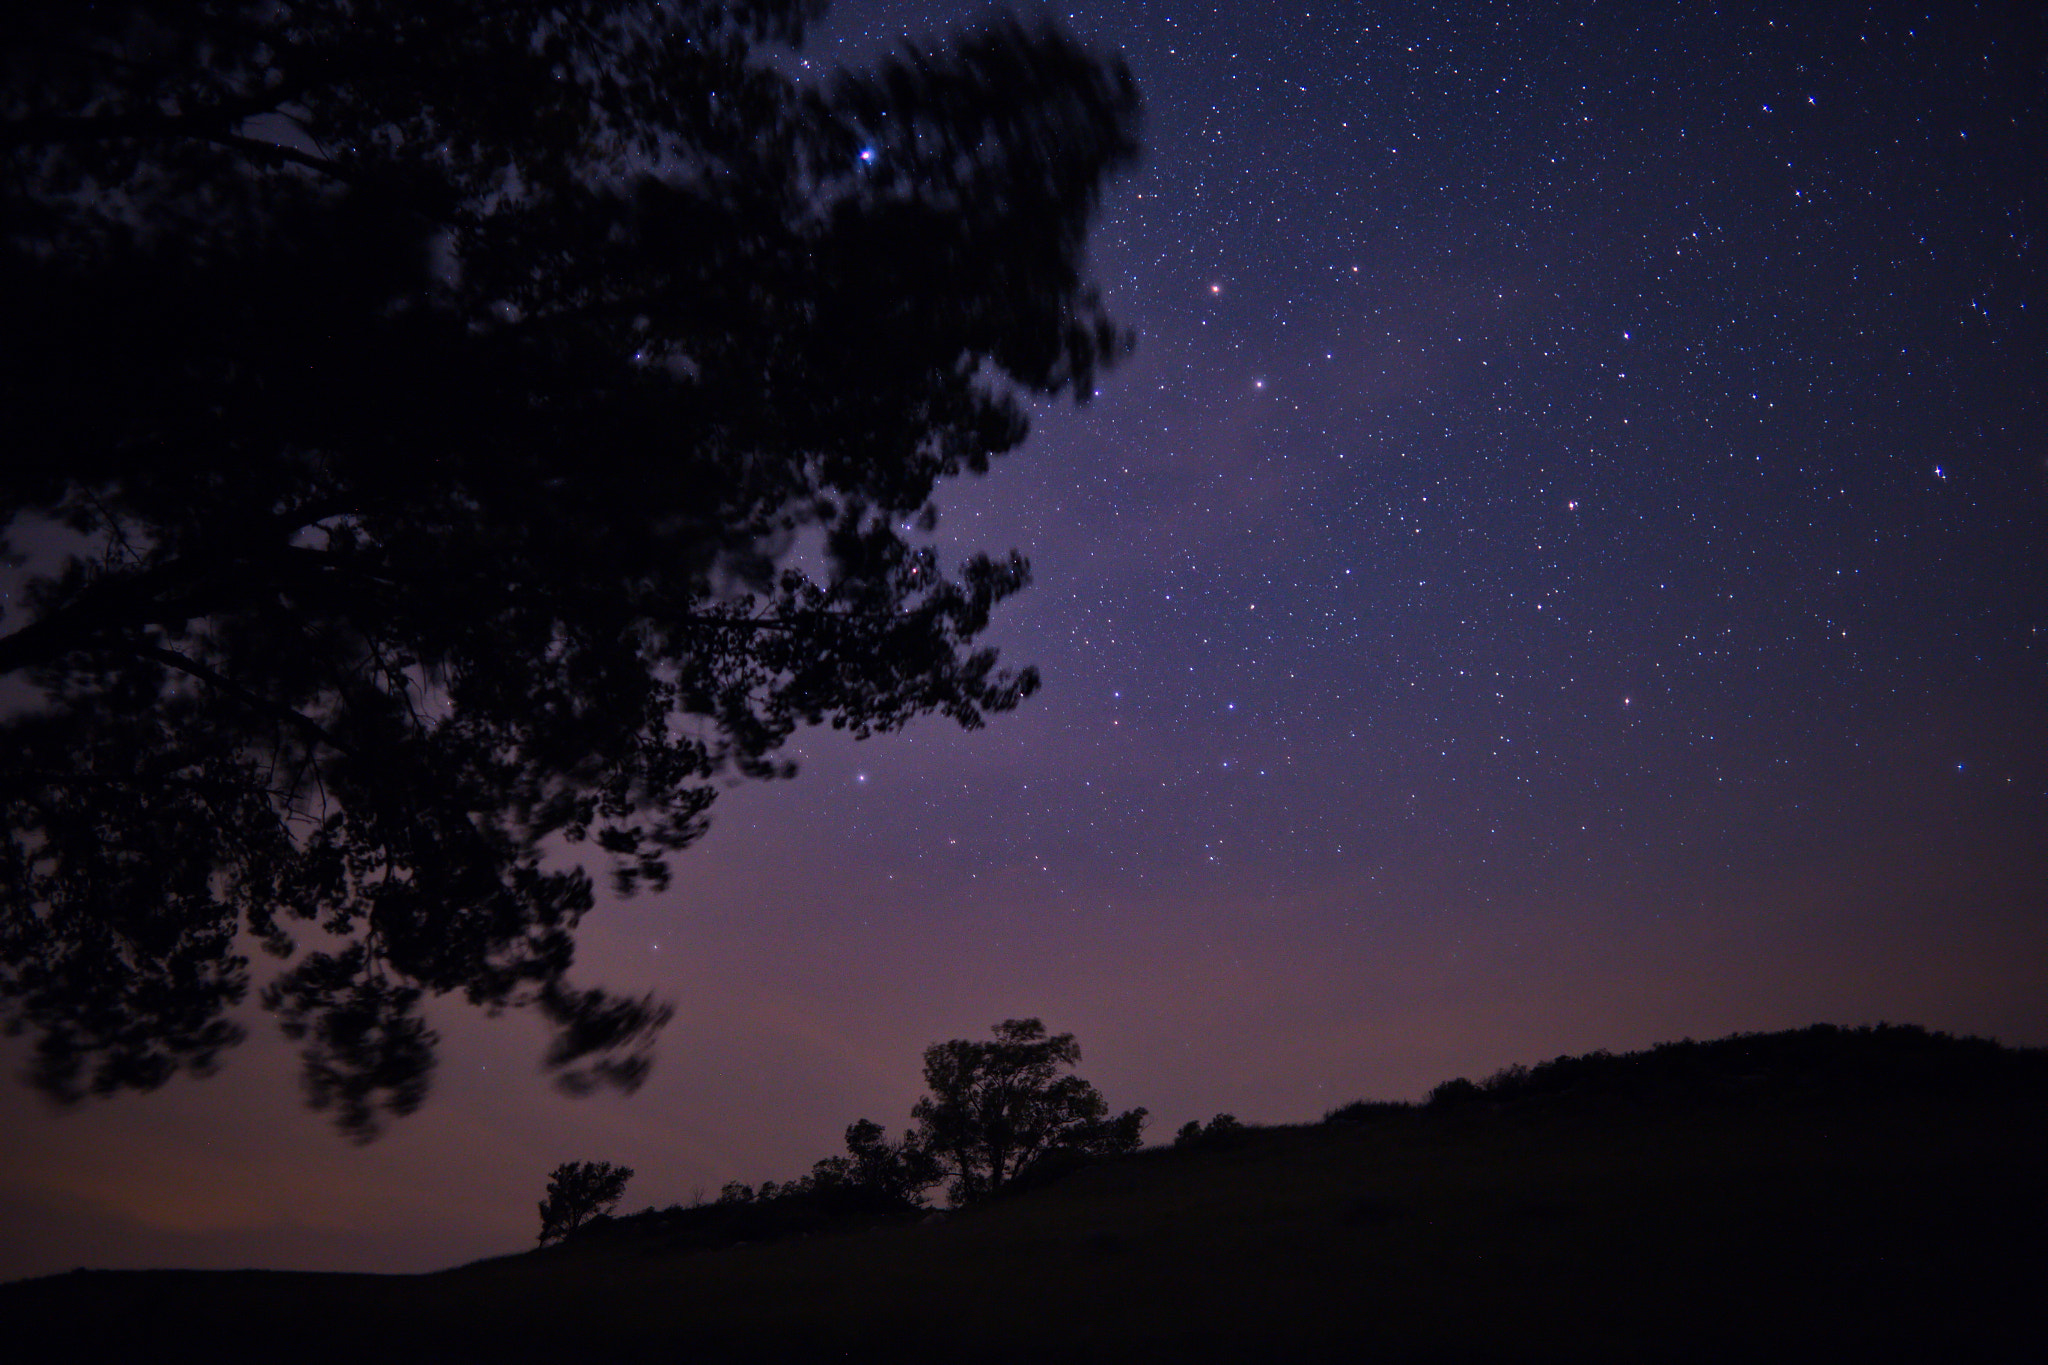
left=5, top=1026, right=2044, bottom=1364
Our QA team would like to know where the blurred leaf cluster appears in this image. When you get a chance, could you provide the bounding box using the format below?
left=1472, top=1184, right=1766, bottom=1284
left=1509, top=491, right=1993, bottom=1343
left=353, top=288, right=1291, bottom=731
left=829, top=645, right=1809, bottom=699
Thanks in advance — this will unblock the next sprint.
left=0, top=1, right=1139, bottom=1136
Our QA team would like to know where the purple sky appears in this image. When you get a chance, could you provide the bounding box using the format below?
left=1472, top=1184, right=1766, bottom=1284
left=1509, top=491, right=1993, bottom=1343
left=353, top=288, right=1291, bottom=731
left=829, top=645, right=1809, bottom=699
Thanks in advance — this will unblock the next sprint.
left=3, top=0, right=2044, bottom=1282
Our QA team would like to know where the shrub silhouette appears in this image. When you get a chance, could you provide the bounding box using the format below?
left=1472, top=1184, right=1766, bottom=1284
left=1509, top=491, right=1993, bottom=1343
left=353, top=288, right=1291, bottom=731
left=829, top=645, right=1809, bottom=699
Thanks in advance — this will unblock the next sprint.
left=1321, top=1099, right=1414, bottom=1125
left=800, top=1119, right=942, bottom=1211
left=1427, top=1076, right=1482, bottom=1108
left=1174, top=1113, right=1247, bottom=1150
left=1375, top=1024, right=2047, bottom=1118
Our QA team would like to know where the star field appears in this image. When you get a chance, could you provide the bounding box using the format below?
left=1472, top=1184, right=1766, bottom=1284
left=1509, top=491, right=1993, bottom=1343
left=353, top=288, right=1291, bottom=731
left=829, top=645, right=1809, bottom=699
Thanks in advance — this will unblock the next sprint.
left=1, top=0, right=2042, bottom=1281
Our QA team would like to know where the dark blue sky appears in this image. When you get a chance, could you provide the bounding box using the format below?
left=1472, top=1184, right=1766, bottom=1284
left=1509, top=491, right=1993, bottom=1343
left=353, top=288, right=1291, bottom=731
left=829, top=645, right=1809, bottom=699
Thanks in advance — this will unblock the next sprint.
left=3, top=0, right=2042, bottom=1281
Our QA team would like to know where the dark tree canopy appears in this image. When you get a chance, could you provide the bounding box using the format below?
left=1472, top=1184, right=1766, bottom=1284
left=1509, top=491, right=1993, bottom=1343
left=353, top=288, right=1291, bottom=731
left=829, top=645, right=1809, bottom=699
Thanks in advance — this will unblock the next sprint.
left=536, top=1159, right=633, bottom=1246
left=907, top=1018, right=1146, bottom=1203
left=802, top=1117, right=942, bottom=1210
left=0, top=1, right=1138, bottom=1136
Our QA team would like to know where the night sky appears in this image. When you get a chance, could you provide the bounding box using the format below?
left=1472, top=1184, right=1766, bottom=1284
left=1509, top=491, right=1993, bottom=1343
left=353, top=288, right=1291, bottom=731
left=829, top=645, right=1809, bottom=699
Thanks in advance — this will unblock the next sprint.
left=3, top=0, right=2044, bottom=1283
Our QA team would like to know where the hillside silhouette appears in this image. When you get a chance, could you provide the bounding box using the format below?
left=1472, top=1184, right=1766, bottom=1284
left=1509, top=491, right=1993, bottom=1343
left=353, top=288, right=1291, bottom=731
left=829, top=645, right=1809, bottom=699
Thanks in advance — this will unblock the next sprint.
left=4, top=1023, right=2043, bottom=1364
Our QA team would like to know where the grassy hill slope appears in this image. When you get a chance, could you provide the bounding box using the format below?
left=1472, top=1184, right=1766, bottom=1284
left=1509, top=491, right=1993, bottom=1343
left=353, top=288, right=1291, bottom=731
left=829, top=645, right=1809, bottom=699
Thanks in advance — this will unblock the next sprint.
left=6, top=1024, right=2044, bottom=1363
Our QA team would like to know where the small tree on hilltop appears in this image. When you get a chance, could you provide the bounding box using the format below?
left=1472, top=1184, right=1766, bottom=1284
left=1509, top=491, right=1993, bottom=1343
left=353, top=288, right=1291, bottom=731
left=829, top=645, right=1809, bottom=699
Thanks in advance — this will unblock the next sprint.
left=805, top=1118, right=943, bottom=1210
left=537, top=1161, right=633, bottom=1246
left=909, top=1019, right=1146, bottom=1204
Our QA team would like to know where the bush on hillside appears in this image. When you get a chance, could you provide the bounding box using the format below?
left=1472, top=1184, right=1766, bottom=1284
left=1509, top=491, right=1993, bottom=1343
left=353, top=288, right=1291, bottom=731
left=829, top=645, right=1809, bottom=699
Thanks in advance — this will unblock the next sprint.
left=1387, top=1024, right=2047, bottom=1117
left=1174, top=1113, right=1248, bottom=1150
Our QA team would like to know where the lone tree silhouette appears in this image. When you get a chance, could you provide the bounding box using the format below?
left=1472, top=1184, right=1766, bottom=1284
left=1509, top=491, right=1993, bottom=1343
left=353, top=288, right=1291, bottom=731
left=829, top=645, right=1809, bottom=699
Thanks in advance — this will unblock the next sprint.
left=0, top=3, right=1138, bottom=1137
left=906, top=1018, right=1146, bottom=1204
left=537, top=1160, right=634, bottom=1246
